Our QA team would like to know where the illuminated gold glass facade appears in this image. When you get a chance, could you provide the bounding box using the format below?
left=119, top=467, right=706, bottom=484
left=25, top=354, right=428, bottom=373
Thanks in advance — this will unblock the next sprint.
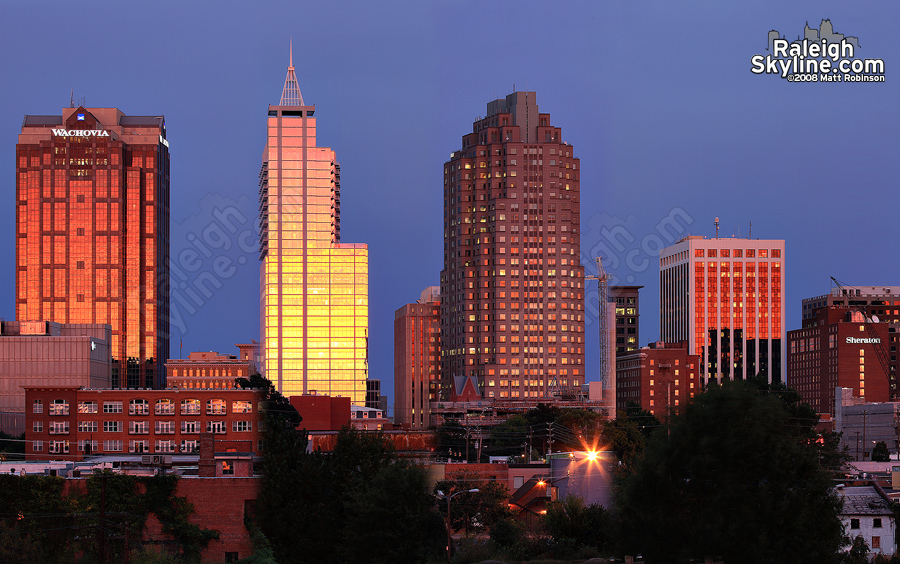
left=259, top=56, right=368, bottom=403
left=16, top=107, right=170, bottom=389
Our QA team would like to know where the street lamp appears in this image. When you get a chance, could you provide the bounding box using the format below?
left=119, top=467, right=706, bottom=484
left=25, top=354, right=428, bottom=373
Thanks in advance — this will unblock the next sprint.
left=436, top=488, right=479, bottom=564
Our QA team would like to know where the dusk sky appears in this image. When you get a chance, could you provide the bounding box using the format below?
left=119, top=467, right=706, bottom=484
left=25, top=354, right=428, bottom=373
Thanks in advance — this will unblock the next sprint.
left=1, top=2, right=897, bottom=411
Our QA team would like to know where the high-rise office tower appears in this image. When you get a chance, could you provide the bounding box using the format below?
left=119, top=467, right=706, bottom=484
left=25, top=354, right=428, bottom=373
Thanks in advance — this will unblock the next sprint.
left=259, top=48, right=368, bottom=403
left=659, top=235, right=785, bottom=383
left=610, top=285, right=642, bottom=354
left=441, top=92, right=585, bottom=401
left=16, top=107, right=170, bottom=389
left=394, top=286, right=440, bottom=430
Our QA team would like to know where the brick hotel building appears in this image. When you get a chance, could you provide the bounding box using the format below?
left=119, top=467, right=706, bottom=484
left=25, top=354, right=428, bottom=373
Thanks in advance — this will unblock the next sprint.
left=16, top=107, right=169, bottom=389
left=259, top=48, right=369, bottom=402
left=660, top=236, right=785, bottom=383
left=440, top=92, right=585, bottom=401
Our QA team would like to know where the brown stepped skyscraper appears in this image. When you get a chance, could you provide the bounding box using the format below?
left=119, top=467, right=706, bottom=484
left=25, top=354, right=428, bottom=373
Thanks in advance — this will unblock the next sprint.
left=16, top=106, right=170, bottom=389
left=440, top=92, right=585, bottom=401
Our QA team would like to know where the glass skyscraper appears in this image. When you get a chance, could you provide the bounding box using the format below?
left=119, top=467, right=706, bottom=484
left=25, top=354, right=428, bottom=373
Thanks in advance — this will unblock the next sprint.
left=259, top=48, right=368, bottom=402
left=16, top=107, right=170, bottom=389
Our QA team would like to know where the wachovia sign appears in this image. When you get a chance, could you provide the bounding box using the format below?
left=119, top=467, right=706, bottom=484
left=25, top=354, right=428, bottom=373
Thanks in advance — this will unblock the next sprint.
left=51, top=129, right=110, bottom=137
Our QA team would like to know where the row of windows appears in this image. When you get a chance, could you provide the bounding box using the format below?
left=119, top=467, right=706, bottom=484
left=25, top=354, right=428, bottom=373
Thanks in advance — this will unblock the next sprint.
left=34, top=420, right=253, bottom=434
left=34, top=398, right=254, bottom=415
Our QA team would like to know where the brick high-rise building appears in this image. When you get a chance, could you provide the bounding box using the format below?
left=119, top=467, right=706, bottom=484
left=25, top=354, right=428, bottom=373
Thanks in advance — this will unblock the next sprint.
left=258, top=46, right=369, bottom=402
left=660, top=236, right=785, bottom=383
left=615, top=341, right=700, bottom=419
left=16, top=106, right=170, bottom=389
left=440, top=92, right=585, bottom=401
left=394, top=287, right=440, bottom=430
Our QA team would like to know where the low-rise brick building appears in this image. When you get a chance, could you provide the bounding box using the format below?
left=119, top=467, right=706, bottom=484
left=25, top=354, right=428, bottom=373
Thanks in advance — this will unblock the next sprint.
left=24, top=387, right=263, bottom=461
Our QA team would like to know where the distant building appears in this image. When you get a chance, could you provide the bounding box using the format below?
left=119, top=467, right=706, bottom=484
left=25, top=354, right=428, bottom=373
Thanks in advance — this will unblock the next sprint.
left=610, top=286, right=642, bottom=355
left=24, top=387, right=262, bottom=461
left=166, top=351, right=253, bottom=390
left=836, top=485, right=896, bottom=558
left=350, top=405, right=389, bottom=431
left=289, top=394, right=351, bottom=431
left=394, top=287, right=441, bottom=430
left=787, top=308, right=891, bottom=415
left=17, top=106, right=170, bottom=389
left=660, top=236, right=785, bottom=383
left=834, top=387, right=899, bottom=460
left=615, top=341, right=700, bottom=418
left=0, top=321, right=111, bottom=435
left=235, top=341, right=261, bottom=375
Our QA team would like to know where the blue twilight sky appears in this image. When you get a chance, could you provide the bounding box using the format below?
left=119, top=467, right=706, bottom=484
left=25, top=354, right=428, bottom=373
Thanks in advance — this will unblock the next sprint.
left=1, top=2, right=898, bottom=411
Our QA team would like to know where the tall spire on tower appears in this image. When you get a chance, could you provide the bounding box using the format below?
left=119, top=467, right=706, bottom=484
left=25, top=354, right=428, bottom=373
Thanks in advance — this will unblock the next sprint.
left=280, top=39, right=304, bottom=106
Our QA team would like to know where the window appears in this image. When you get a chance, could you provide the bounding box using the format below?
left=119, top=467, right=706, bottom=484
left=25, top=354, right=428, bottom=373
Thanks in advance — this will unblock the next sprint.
left=33, top=421, right=43, bottom=433
left=32, top=400, right=42, bottom=414
left=225, top=552, right=239, bottom=563
left=49, top=399, right=69, bottom=416
left=181, top=421, right=200, bottom=434
left=874, top=518, right=883, bottom=528
left=104, top=440, right=122, bottom=452
left=155, top=399, right=175, bottom=415
left=180, top=440, right=198, bottom=453
left=222, top=461, right=234, bottom=475
left=78, top=421, right=97, bottom=433
left=155, top=421, right=176, bottom=435
left=78, top=440, right=97, bottom=453
left=129, top=421, right=150, bottom=435
left=851, top=518, right=860, bottom=529
left=129, top=399, right=149, bottom=415
left=181, top=399, right=200, bottom=415
left=103, top=421, right=121, bottom=433
left=129, top=440, right=149, bottom=454
left=873, top=536, right=881, bottom=549
left=233, top=421, right=252, bottom=432
left=155, top=440, right=176, bottom=453
left=232, top=401, right=252, bottom=414
left=103, top=401, right=123, bottom=414
left=207, top=421, right=226, bottom=434
left=207, top=399, right=227, bottom=415
left=33, top=440, right=43, bottom=452
left=77, top=401, right=97, bottom=414
left=49, top=421, right=69, bottom=435
left=49, top=440, right=69, bottom=454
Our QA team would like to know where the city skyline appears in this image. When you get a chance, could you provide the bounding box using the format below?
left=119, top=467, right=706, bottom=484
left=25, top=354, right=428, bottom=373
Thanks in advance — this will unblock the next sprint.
left=1, top=3, right=898, bottom=410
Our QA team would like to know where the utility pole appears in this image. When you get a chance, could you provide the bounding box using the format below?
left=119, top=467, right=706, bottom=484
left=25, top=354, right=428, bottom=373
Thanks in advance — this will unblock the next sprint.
left=856, top=431, right=861, bottom=462
left=863, top=410, right=868, bottom=460
left=547, top=423, right=553, bottom=458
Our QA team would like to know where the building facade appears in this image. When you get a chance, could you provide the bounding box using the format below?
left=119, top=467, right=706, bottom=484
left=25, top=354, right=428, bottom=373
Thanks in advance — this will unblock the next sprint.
left=394, top=287, right=441, bottom=430
left=0, top=321, right=111, bottom=435
left=787, top=307, right=892, bottom=415
left=16, top=107, right=169, bottom=389
left=440, top=92, right=585, bottom=401
left=259, top=48, right=368, bottom=403
left=660, top=236, right=785, bottom=383
left=24, top=387, right=262, bottom=461
left=166, top=351, right=253, bottom=390
left=610, top=285, right=642, bottom=355
left=615, top=341, right=700, bottom=418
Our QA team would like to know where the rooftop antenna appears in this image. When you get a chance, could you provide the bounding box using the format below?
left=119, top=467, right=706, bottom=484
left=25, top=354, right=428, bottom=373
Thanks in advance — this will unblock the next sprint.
left=749, top=220, right=752, bottom=239
left=714, top=217, right=720, bottom=239
left=280, top=38, right=304, bottom=106
left=70, top=89, right=74, bottom=108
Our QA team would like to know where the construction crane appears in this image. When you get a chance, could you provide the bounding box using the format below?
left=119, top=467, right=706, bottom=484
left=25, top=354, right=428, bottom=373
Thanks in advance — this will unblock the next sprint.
left=830, top=277, right=897, bottom=398
left=585, top=257, right=610, bottom=387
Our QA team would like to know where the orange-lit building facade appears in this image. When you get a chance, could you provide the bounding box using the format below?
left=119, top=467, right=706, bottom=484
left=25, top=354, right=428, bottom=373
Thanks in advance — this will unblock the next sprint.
left=16, top=107, right=169, bottom=389
left=660, top=236, right=785, bottom=383
left=259, top=49, right=368, bottom=403
left=165, top=351, right=252, bottom=390
left=394, top=287, right=441, bottom=430
left=788, top=307, right=892, bottom=415
left=615, top=342, right=700, bottom=418
left=441, top=92, right=585, bottom=401
left=24, top=387, right=262, bottom=461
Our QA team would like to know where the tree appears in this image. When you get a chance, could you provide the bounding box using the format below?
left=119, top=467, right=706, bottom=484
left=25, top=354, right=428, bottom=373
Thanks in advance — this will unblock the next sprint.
left=543, top=494, right=612, bottom=551
left=435, top=470, right=512, bottom=534
left=617, top=380, right=845, bottom=564
left=873, top=441, right=890, bottom=462
left=235, top=372, right=302, bottom=429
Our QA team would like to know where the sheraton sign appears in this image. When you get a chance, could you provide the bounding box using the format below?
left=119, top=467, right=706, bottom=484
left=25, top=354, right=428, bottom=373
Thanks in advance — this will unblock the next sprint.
left=51, top=129, right=110, bottom=137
